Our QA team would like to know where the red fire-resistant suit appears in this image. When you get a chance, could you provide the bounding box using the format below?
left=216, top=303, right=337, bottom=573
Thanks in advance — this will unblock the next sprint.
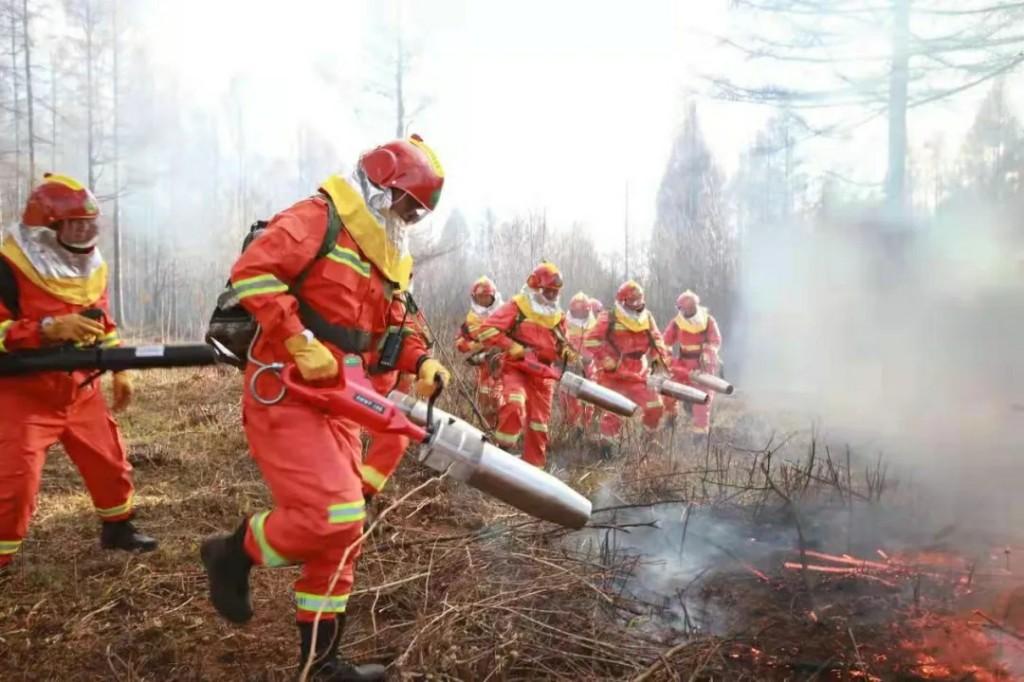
left=560, top=315, right=597, bottom=428
left=455, top=308, right=502, bottom=421
left=662, top=310, right=722, bottom=433
left=0, top=241, right=132, bottom=567
left=476, top=295, right=569, bottom=467
left=230, top=183, right=431, bottom=623
left=584, top=309, right=669, bottom=440
left=361, top=293, right=429, bottom=496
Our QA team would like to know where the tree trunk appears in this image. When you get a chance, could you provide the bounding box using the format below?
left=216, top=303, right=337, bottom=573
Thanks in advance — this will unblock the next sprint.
left=50, top=54, right=57, bottom=170
left=885, top=0, right=911, bottom=217
left=111, top=1, right=124, bottom=324
left=21, top=0, right=33, bottom=185
left=395, top=30, right=405, bottom=137
left=85, top=0, right=95, bottom=190
left=10, top=7, right=21, bottom=206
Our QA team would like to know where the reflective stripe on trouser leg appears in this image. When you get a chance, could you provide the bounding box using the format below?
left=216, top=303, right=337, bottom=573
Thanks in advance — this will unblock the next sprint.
left=522, top=378, right=554, bottom=468
left=95, top=493, right=133, bottom=520
left=0, top=539, right=22, bottom=556
left=642, top=389, right=664, bottom=430
left=327, top=499, right=366, bottom=524
left=361, top=430, right=410, bottom=496
left=248, top=511, right=294, bottom=567
left=495, top=379, right=528, bottom=447
left=59, top=388, right=135, bottom=522
left=359, top=463, right=388, bottom=494
left=296, top=590, right=350, bottom=614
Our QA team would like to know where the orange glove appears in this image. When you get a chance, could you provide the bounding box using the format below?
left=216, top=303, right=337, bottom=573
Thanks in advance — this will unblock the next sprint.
left=601, top=357, right=617, bottom=372
left=284, top=332, right=338, bottom=382
left=415, top=358, right=450, bottom=398
left=111, top=371, right=134, bottom=412
left=40, top=313, right=105, bottom=345
left=507, top=343, right=526, bottom=360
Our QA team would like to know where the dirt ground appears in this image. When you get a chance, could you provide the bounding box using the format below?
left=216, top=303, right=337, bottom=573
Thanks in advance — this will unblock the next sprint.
left=2, top=367, right=1020, bottom=681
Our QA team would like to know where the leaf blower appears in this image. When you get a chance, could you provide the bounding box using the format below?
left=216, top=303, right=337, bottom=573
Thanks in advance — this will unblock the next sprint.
left=280, top=360, right=592, bottom=529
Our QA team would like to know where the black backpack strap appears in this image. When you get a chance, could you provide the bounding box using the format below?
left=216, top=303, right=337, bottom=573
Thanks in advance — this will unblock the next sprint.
left=292, top=196, right=343, bottom=293
left=290, top=197, right=375, bottom=353
left=0, top=256, right=21, bottom=317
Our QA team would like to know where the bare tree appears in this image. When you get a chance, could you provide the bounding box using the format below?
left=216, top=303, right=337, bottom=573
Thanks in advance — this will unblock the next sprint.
left=649, top=103, right=737, bottom=324
left=361, top=0, right=430, bottom=138
left=705, top=0, right=1024, bottom=215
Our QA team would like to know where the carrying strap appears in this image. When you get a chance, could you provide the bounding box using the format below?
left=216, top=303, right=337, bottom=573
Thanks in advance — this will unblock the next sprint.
left=0, top=256, right=20, bottom=317
left=292, top=197, right=376, bottom=353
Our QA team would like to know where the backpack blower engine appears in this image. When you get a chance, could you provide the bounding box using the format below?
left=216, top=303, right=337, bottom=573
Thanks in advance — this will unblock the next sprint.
left=280, top=360, right=592, bottom=530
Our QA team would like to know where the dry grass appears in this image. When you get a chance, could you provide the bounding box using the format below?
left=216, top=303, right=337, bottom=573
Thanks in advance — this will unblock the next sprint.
left=1, top=367, right=1011, bottom=680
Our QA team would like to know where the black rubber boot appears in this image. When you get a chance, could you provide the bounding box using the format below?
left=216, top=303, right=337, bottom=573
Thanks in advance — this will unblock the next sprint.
left=100, top=519, right=158, bottom=553
left=297, top=616, right=386, bottom=681
left=200, top=519, right=253, bottom=624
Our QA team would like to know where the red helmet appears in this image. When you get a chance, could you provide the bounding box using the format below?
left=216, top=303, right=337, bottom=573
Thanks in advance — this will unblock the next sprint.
left=676, top=290, right=700, bottom=310
left=359, top=134, right=444, bottom=212
left=616, top=280, right=645, bottom=310
left=22, top=173, right=100, bottom=227
left=589, top=298, right=604, bottom=315
left=526, top=262, right=563, bottom=291
left=470, top=276, right=497, bottom=300
left=568, top=292, right=591, bottom=317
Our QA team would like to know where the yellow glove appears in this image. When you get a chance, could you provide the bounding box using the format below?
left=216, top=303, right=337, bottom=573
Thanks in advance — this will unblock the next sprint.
left=467, top=341, right=483, bottom=354
left=560, top=346, right=580, bottom=364
left=415, top=357, right=450, bottom=398
left=601, top=357, right=618, bottom=372
left=284, top=333, right=339, bottom=382
left=111, top=371, right=134, bottom=412
left=41, top=313, right=105, bottom=345
left=507, top=343, right=526, bottom=360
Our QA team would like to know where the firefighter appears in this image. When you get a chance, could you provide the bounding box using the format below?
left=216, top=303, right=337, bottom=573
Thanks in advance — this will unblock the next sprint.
left=662, top=290, right=722, bottom=436
left=561, top=291, right=597, bottom=434
left=585, top=281, right=669, bottom=457
left=455, top=276, right=503, bottom=424
left=200, top=136, right=450, bottom=681
left=476, top=262, right=577, bottom=468
left=0, top=173, right=157, bottom=573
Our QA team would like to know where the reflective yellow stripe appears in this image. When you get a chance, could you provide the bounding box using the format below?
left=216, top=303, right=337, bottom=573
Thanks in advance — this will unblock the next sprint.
left=646, top=400, right=662, bottom=409
left=327, top=500, right=366, bottom=525
left=231, top=274, right=289, bottom=299
left=508, top=392, right=526, bottom=405
left=492, top=430, right=519, bottom=445
left=0, top=539, right=22, bottom=555
left=96, top=494, right=133, bottom=519
left=296, top=591, right=350, bottom=613
left=680, top=344, right=702, bottom=351
left=529, top=421, right=548, bottom=433
left=476, top=328, right=499, bottom=341
left=250, top=511, right=292, bottom=567
left=0, top=320, right=12, bottom=353
left=359, top=464, right=388, bottom=493
left=326, top=246, right=371, bottom=278
left=583, top=339, right=602, bottom=348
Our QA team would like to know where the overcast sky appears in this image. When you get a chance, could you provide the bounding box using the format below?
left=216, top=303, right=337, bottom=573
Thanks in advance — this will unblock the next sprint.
left=136, top=0, right=1022, bottom=248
